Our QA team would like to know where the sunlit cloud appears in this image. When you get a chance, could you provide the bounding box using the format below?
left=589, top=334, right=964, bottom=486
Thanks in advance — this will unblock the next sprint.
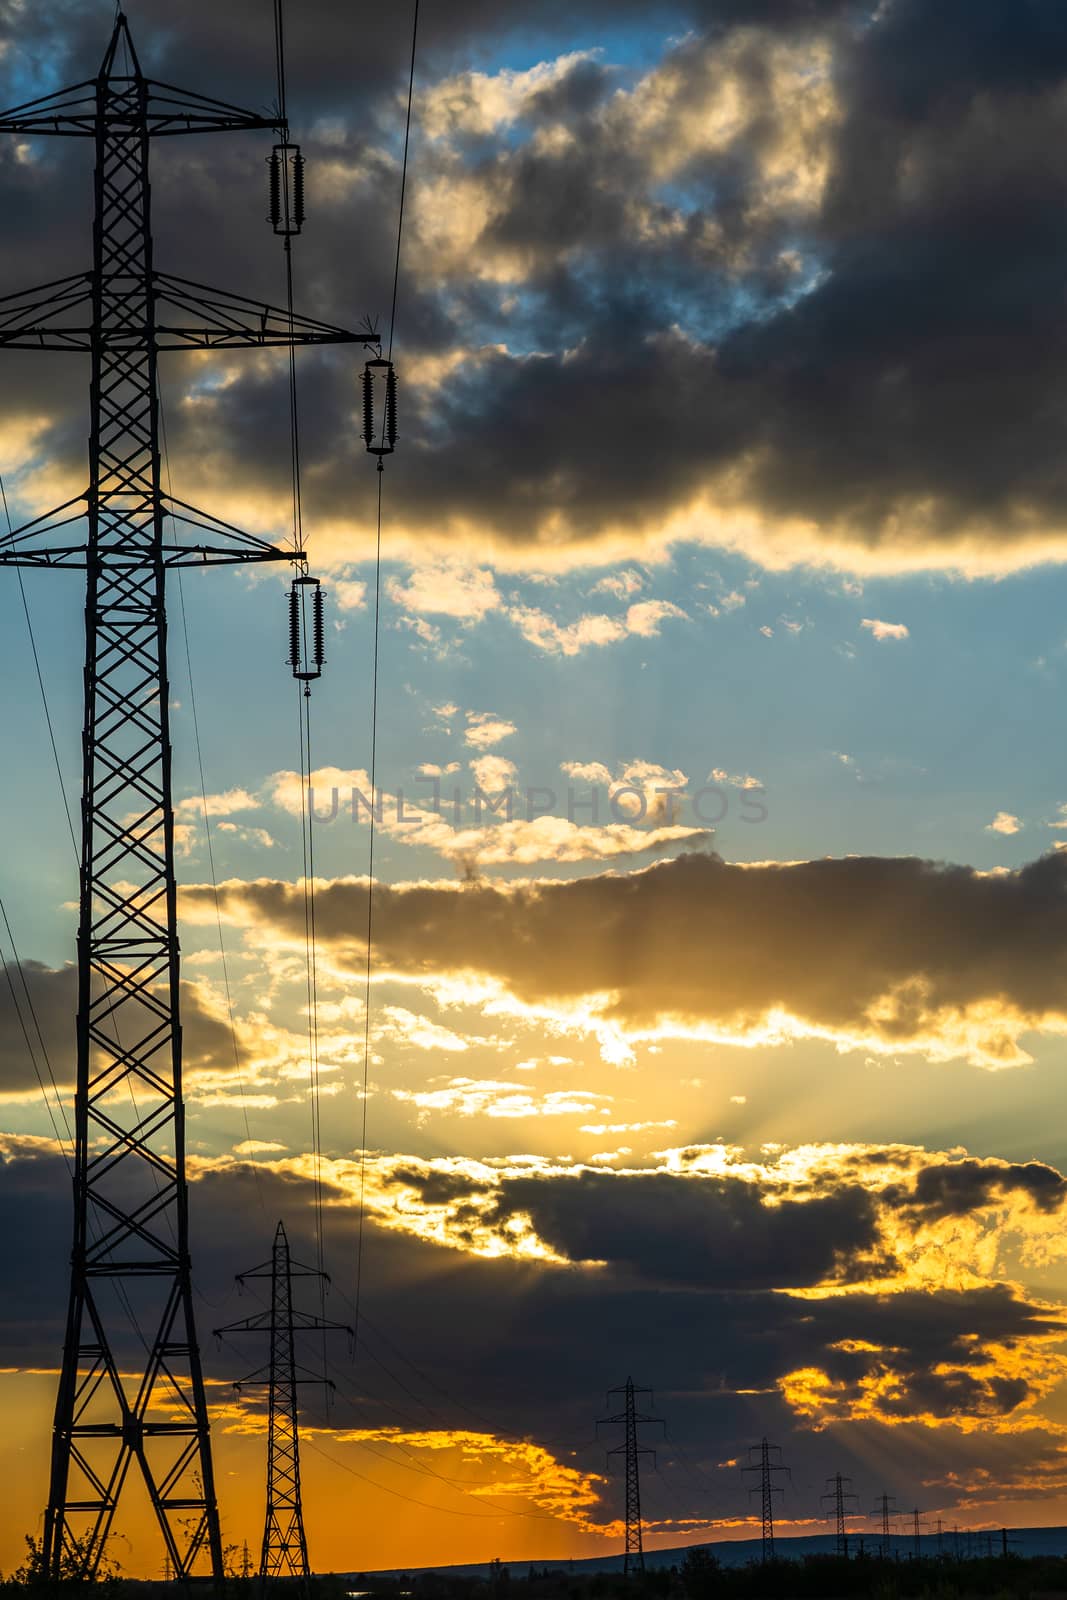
left=510, top=599, right=687, bottom=656
left=182, top=852, right=1067, bottom=1069
left=861, top=618, right=910, bottom=642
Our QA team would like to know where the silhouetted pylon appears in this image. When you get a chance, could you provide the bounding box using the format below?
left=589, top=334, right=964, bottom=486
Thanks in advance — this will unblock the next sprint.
left=742, top=1439, right=788, bottom=1562
left=821, top=1474, right=859, bottom=1559
left=870, top=1493, right=899, bottom=1560
left=215, top=1222, right=351, bottom=1583
left=0, top=10, right=361, bottom=1584
left=596, top=1378, right=665, bottom=1576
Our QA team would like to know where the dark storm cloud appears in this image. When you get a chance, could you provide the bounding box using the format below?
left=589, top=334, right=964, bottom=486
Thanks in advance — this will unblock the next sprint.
left=5, top=1, right=1067, bottom=568
left=887, top=1159, right=1067, bottom=1221
left=191, top=850, right=1067, bottom=1064
left=127, top=0, right=1067, bottom=568
left=0, top=960, right=244, bottom=1091
left=482, top=1169, right=887, bottom=1289
left=1, top=1143, right=1063, bottom=1491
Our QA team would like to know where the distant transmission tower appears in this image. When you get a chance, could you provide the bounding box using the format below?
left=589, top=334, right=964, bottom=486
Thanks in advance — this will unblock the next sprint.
left=596, top=1378, right=665, bottom=1576
left=871, top=1493, right=899, bottom=1560
left=912, top=1508, right=923, bottom=1560
left=215, top=1222, right=351, bottom=1582
left=0, top=13, right=367, bottom=1582
left=742, top=1439, right=788, bottom=1562
left=821, top=1474, right=858, bottom=1559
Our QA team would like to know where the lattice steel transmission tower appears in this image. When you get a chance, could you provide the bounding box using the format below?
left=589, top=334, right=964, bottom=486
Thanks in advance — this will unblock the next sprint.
left=742, top=1438, right=788, bottom=1562
left=215, top=1222, right=350, bottom=1582
left=0, top=14, right=365, bottom=1581
left=597, top=1378, right=664, bottom=1577
left=821, top=1474, right=858, bottom=1560
left=871, top=1493, right=899, bottom=1560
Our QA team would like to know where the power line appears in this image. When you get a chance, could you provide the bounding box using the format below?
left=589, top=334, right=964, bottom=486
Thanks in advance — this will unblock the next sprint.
left=0, top=477, right=78, bottom=859
left=354, top=0, right=419, bottom=1362
left=154, top=366, right=265, bottom=1206
left=0, top=895, right=73, bottom=1164
left=269, top=0, right=330, bottom=1394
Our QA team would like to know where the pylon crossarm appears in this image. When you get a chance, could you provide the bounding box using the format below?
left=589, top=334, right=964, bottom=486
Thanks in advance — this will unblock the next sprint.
left=230, top=1364, right=273, bottom=1388
left=0, top=81, right=98, bottom=135
left=161, top=544, right=296, bottom=568
left=0, top=487, right=299, bottom=575
left=215, top=1314, right=272, bottom=1336
left=0, top=80, right=276, bottom=139
left=289, top=1310, right=353, bottom=1334
left=161, top=490, right=299, bottom=559
left=154, top=271, right=365, bottom=348
left=140, top=81, right=277, bottom=137
left=0, top=493, right=87, bottom=553
left=0, top=271, right=94, bottom=347
left=0, top=542, right=298, bottom=569
left=286, top=1256, right=336, bottom=1277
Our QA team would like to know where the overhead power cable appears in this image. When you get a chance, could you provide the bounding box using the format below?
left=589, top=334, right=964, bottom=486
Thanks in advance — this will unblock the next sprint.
left=270, top=0, right=329, bottom=1390
left=354, top=0, right=420, bottom=1359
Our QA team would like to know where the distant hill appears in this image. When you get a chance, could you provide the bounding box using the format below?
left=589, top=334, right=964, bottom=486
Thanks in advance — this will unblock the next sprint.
left=353, top=1524, right=1067, bottom=1581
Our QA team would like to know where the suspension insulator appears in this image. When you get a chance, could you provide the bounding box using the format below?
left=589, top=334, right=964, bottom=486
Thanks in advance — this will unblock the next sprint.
left=362, top=365, right=375, bottom=449
left=268, top=149, right=282, bottom=231
left=287, top=584, right=301, bottom=668
left=313, top=583, right=326, bottom=669
left=268, top=143, right=304, bottom=236
left=363, top=357, right=398, bottom=457
left=385, top=365, right=398, bottom=450
left=289, top=574, right=324, bottom=683
left=292, top=149, right=306, bottom=231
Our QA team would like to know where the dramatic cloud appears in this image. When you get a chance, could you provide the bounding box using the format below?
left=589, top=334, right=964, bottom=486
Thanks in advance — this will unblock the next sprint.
left=8, top=2, right=1067, bottom=576
left=186, top=850, right=1067, bottom=1067
left=4, top=1127, right=1067, bottom=1564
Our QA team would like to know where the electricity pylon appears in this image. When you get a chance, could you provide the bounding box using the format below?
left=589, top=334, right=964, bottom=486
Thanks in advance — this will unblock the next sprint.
left=742, top=1438, right=788, bottom=1562
left=821, top=1473, right=859, bottom=1559
left=871, top=1493, right=899, bottom=1560
left=215, top=1222, right=351, bottom=1582
left=596, top=1378, right=665, bottom=1576
left=0, top=14, right=365, bottom=1580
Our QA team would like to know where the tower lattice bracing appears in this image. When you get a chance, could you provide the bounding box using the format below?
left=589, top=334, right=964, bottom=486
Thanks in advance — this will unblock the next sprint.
left=0, top=14, right=364, bottom=1580
left=597, top=1378, right=663, bottom=1578
left=215, top=1222, right=350, bottom=1582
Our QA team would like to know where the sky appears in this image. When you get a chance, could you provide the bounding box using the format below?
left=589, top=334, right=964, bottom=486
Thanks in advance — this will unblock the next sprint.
left=6, top=0, right=1067, bottom=1579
